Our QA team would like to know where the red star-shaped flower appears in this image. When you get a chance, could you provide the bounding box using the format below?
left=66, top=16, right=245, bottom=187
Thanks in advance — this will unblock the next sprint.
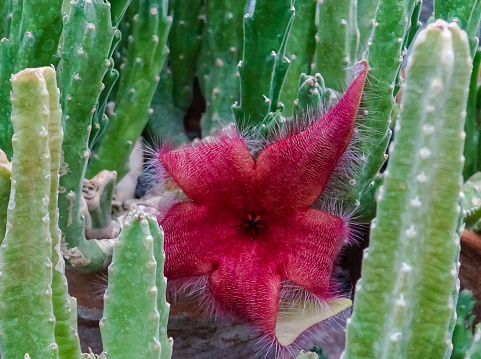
left=157, top=64, right=367, bottom=350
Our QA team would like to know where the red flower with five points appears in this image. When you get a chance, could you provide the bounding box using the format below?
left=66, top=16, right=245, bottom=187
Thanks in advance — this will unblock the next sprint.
left=157, top=64, right=367, bottom=350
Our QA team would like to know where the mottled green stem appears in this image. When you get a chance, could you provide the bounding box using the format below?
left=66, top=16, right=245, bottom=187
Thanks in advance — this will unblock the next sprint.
left=101, top=209, right=170, bottom=359
left=280, top=0, right=317, bottom=117
left=199, top=0, right=247, bottom=135
left=169, top=0, right=203, bottom=111
left=452, top=290, right=476, bottom=359
left=43, top=68, right=83, bottom=359
left=144, top=64, right=188, bottom=146
left=233, top=0, right=295, bottom=130
left=87, top=0, right=171, bottom=180
left=0, top=149, right=11, bottom=242
left=314, top=0, right=358, bottom=91
left=0, top=0, right=63, bottom=158
left=57, top=0, right=123, bottom=272
left=463, top=50, right=481, bottom=180
left=343, top=21, right=471, bottom=359
left=357, top=0, right=377, bottom=58
left=0, top=68, right=58, bottom=359
left=467, top=325, right=481, bottom=358
left=346, top=0, right=416, bottom=210
left=148, top=217, right=173, bottom=359
left=435, top=0, right=481, bottom=56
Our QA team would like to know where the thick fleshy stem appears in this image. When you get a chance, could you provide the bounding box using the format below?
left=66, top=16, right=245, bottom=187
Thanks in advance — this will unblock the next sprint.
left=0, top=0, right=63, bottom=158
left=451, top=290, right=476, bottom=359
left=43, top=67, right=83, bottom=359
left=356, top=0, right=378, bottom=58
left=144, top=64, right=188, bottom=147
left=467, top=325, right=481, bottom=358
left=233, top=0, right=295, bottom=130
left=198, top=0, right=247, bottom=135
left=87, top=0, right=172, bottom=180
left=0, top=149, right=11, bottom=242
left=169, top=0, right=203, bottom=112
left=345, top=0, right=417, bottom=212
left=279, top=0, right=317, bottom=117
left=342, top=21, right=472, bottom=359
left=435, top=0, right=481, bottom=56
left=463, top=50, right=481, bottom=180
left=0, top=67, right=58, bottom=359
left=313, top=0, right=358, bottom=92
left=100, top=208, right=172, bottom=359
left=57, top=0, right=126, bottom=272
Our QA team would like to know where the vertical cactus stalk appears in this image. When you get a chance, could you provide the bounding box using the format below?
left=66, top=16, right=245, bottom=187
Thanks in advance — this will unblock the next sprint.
left=169, top=0, right=203, bottom=112
left=57, top=0, right=126, bottom=272
left=279, top=0, right=317, bottom=117
left=463, top=50, right=481, bottom=180
left=87, top=0, right=171, bottom=180
left=233, top=0, right=295, bottom=130
left=101, top=209, right=171, bottom=359
left=0, top=68, right=58, bottom=359
left=357, top=0, right=377, bottom=57
left=342, top=20, right=472, bottom=359
left=144, top=64, right=188, bottom=147
left=435, top=0, right=481, bottom=56
left=199, top=0, right=247, bottom=135
left=314, top=0, right=358, bottom=92
left=0, top=0, right=63, bottom=158
left=346, top=0, right=417, bottom=210
left=43, top=67, right=83, bottom=359
left=148, top=217, right=173, bottom=359
left=467, top=325, right=481, bottom=358
left=0, top=149, right=11, bottom=242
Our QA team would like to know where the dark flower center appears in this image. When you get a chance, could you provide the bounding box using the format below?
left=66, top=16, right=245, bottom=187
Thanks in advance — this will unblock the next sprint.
left=241, top=211, right=267, bottom=239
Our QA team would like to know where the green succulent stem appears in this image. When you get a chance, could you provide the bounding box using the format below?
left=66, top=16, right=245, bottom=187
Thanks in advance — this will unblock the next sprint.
left=343, top=21, right=472, bottom=359
left=0, top=67, right=58, bottom=359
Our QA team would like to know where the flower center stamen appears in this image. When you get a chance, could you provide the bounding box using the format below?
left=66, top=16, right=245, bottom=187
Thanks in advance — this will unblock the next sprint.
left=241, top=211, right=267, bottom=238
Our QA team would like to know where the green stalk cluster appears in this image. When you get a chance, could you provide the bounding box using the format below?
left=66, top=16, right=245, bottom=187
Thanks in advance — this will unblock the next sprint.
left=452, top=290, right=476, bottom=359
left=87, top=0, right=171, bottom=180
left=57, top=0, right=128, bottom=272
left=198, top=0, right=248, bottom=135
left=279, top=0, right=317, bottom=117
left=101, top=208, right=172, bottom=359
left=313, top=0, right=358, bottom=92
left=0, top=68, right=173, bottom=358
left=233, top=0, right=295, bottom=131
left=0, top=67, right=80, bottom=359
left=0, top=149, right=11, bottom=241
left=0, top=0, right=63, bottom=158
left=343, top=20, right=472, bottom=359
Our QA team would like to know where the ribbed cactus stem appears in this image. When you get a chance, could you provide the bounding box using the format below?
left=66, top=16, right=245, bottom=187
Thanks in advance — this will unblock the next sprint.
left=57, top=0, right=122, bottom=272
left=0, top=67, right=58, bottom=359
left=466, top=325, right=481, bottom=358
left=345, top=0, right=417, bottom=211
left=233, top=0, right=295, bottom=130
left=434, top=0, right=481, bottom=56
left=279, top=0, right=317, bottom=117
left=0, top=0, right=63, bottom=158
left=0, top=149, right=11, bottom=242
left=101, top=209, right=170, bottom=359
left=199, top=0, right=247, bottom=135
left=87, top=0, right=172, bottom=180
left=343, top=20, right=472, bottom=359
left=148, top=217, right=173, bottom=359
left=357, top=0, right=377, bottom=57
left=169, top=0, right=203, bottom=111
left=293, top=73, right=339, bottom=119
left=314, top=0, right=358, bottom=91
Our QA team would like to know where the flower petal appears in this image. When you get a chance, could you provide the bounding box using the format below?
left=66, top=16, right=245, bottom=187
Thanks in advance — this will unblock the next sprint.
left=161, top=138, right=255, bottom=209
left=208, top=243, right=283, bottom=336
left=161, top=202, right=238, bottom=277
left=255, top=64, right=367, bottom=210
left=276, top=208, right=348, bottom=297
